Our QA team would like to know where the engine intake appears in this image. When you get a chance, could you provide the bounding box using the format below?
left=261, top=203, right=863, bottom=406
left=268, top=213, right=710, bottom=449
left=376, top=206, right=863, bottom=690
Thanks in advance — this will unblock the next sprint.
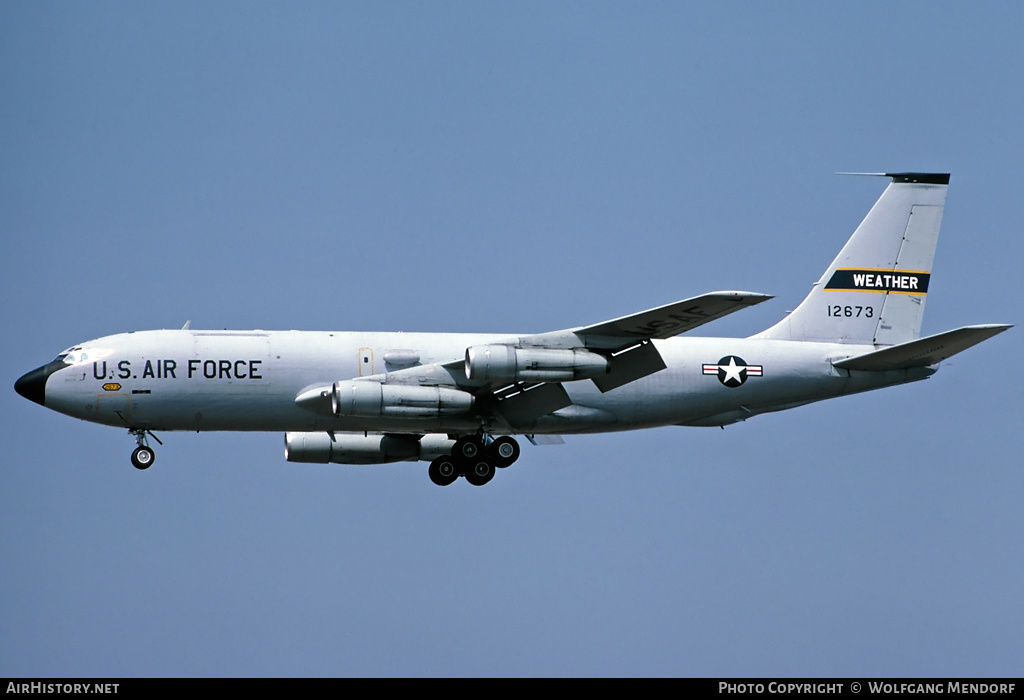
left=465, top=345, right=609, bottom=383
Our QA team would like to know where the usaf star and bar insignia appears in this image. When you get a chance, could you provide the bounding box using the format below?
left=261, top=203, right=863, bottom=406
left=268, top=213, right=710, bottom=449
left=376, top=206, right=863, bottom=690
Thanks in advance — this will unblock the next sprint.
left=703, top=356, right=763, bottom=388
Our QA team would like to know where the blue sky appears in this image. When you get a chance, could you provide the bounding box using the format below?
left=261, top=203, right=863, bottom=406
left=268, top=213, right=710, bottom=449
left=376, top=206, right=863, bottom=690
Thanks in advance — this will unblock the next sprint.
left=2, top=2, right=1021, bottom=677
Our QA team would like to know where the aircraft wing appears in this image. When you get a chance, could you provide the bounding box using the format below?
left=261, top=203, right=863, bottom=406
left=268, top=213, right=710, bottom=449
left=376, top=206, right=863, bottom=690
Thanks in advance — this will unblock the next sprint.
left=520, top=291, right=774, bottom=351
left=298, top=291, right=774, bottom=426
left=468, top=290, right=773, bottom=400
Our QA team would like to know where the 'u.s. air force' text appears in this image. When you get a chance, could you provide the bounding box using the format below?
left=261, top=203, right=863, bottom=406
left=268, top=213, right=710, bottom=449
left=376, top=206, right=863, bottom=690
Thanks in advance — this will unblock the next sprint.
left=92, top=359, right=263, bottom=381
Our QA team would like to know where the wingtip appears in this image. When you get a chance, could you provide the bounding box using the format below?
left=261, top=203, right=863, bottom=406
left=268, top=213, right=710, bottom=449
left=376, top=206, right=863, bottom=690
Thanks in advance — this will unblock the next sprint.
left=711, top=291, right=774, bottom=303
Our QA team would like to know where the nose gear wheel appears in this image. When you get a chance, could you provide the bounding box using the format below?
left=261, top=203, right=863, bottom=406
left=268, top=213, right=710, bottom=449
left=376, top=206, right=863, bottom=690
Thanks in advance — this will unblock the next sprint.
left=128, top=428, right=162, bottom=470
left=131, top=446, right=155, bottom=469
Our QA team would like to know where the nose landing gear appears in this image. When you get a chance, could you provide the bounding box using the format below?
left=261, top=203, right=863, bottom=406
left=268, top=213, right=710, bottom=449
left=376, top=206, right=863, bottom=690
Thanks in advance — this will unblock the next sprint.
left=128, top=428, right=162, bottom=470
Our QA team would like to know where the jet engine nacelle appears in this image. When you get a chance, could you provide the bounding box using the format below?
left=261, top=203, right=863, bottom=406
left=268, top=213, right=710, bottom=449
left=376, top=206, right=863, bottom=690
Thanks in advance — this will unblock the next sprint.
left=465, top=344, right=609, bottom=382
left=331, top=380, right=474, bottom=417
left=284, top=432, right=455, bottom=465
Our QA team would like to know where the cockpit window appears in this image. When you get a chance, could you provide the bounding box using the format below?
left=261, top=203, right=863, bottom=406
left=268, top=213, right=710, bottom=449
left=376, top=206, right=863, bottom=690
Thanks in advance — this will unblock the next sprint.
left=56, top=351, right=88, bottom=364
left=53, top=346, right=107, bottom=365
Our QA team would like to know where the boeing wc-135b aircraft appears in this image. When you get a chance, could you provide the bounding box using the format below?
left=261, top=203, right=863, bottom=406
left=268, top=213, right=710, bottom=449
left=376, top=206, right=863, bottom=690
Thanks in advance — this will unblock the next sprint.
left=15, top=173, right=1012, bottom=486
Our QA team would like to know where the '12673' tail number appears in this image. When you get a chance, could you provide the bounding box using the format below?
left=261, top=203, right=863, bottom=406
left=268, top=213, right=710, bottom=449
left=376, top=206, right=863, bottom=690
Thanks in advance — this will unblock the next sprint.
left=827, top=305, right=874, bottom=318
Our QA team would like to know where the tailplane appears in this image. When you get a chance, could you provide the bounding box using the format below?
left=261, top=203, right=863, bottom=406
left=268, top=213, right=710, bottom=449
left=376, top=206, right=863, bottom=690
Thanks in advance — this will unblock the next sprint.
left=758, top=173, right=949, bottom=345
left=832, top=324, right=1011, bottom=371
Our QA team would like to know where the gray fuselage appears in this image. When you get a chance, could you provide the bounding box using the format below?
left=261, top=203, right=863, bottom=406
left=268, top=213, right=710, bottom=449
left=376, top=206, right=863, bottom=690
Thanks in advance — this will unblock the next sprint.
left=38, top=328, right=932, bottom=436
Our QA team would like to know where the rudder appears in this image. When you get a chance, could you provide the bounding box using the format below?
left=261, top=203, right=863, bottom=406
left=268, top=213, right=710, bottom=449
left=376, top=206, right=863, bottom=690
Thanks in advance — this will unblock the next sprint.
left=757, top=173, right=949, bottom=346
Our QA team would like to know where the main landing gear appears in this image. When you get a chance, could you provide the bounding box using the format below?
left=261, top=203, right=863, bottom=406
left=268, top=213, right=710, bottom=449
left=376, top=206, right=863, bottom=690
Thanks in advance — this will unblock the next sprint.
left=128, top=428, right=162, bottom=470
left=428, top=435, right=521, bottom=487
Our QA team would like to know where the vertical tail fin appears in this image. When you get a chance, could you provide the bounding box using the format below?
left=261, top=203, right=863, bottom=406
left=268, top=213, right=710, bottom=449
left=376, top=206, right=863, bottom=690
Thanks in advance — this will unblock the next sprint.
left=757, top=173, right=949, bottom=346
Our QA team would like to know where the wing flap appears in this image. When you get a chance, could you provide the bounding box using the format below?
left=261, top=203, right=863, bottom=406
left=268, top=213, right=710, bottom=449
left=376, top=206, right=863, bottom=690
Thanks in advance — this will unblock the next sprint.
left=496, top=383, right=573, bottom=428
left=833, top=324, right=1011, bottom=371
left=592, top=339, right=667, bottom=392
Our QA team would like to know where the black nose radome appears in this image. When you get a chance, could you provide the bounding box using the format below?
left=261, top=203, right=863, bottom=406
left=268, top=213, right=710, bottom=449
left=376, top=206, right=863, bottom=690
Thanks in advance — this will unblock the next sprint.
left=15, top=361, right=65, bottom=406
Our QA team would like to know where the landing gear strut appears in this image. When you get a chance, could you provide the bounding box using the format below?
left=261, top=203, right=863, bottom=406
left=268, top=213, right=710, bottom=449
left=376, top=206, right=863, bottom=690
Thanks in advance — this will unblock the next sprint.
left=128, top=428, right=162, bottom=470
left=428, top=435, right=520, bottom=486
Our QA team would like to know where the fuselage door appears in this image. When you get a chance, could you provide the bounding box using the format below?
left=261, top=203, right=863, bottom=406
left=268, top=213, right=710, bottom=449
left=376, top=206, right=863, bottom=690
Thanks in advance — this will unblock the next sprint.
left=97, top=392, right=130, bottom=423
left=358, top=347, right=374, bottom=376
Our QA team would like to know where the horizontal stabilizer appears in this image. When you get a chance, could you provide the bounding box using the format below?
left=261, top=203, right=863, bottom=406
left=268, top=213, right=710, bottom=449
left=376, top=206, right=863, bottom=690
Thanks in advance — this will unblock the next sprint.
left=832, top=324, right=1011, bottom=371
